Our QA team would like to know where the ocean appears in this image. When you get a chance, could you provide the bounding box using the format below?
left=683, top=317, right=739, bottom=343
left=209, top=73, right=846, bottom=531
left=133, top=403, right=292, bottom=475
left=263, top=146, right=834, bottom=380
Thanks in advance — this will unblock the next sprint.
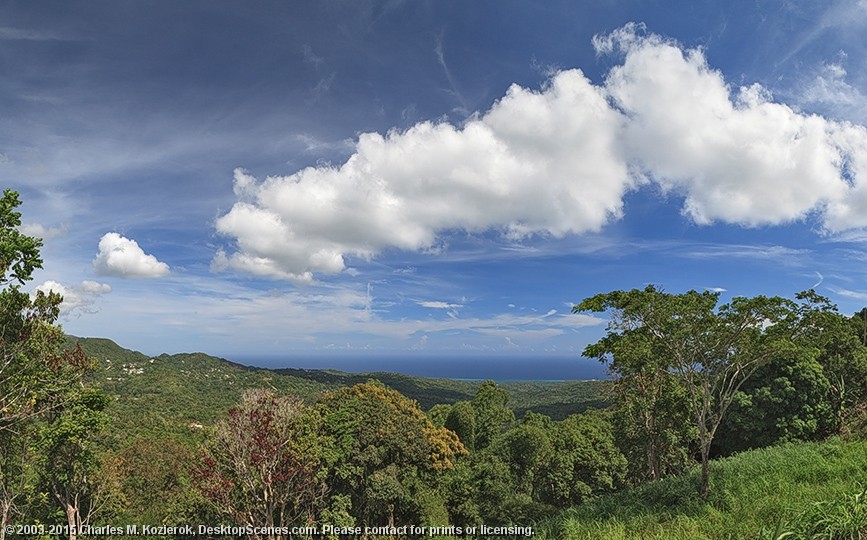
left=229, top=354, right=609, bottom=382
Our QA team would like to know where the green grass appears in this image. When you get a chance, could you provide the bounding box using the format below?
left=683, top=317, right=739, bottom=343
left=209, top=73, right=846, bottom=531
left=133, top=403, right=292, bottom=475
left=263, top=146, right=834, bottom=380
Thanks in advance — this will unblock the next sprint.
left=534, top=438, right=867, bottom=540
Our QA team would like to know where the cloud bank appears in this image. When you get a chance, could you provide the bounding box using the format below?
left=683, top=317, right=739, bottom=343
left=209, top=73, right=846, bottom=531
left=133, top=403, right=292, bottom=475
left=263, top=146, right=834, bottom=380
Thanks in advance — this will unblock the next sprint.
left=215, top=23, right=867, bottom=281
left=93, top=232, right=170, bottom=278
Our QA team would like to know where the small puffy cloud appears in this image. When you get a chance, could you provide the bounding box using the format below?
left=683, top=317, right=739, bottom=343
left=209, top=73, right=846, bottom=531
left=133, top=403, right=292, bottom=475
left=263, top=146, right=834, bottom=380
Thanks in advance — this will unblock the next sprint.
left=93, top=232, right=170, bottom=278
left=18, top=222, right=66, bottom=240
left=35, top=280, right=111, bottom=318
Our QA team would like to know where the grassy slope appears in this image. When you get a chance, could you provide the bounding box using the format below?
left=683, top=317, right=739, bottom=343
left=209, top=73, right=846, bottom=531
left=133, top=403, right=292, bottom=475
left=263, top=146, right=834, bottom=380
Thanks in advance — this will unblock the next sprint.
left=536, top=438, right=867, bottom=539
left=72, top=337, right=606, bottom=444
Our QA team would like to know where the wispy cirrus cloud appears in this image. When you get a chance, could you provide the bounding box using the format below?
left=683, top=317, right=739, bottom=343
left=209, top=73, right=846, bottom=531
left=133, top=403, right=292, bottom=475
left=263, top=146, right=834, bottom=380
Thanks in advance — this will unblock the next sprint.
left=827, top=285, right=867, bottom=301
left=417, top=300, right=463, bottom=310
left=677, top=244, right=811, bottom=262
left=65, top=272, right=605, bottom=355
left=0, top=26, right=68, bottom=41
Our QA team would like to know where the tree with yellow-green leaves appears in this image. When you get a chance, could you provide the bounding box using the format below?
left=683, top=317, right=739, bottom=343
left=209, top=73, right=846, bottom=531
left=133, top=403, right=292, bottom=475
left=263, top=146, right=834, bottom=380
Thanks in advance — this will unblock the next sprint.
left=318, top=381, right=467, bottom=530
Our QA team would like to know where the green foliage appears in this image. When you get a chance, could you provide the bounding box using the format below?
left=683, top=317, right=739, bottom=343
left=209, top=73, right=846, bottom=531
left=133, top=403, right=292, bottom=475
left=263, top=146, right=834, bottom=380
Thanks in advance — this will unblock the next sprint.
left=34, top=387, right=112, bottom=531
left=497, top=422, right=552, bottom=496
left=577, top=285, right=796, bottom=496
left=427, top=404, right=451, bottom=428
left=536, top=438, right=867, bottom=540
left=444, top=451, right=516, bottom=525
left=318, top=494, right=355, bottom=540
left=77, top=336, right=605, bottom=445
left=716, top=291, right=867, bottom=456
left=0, top=189, right=42, bottom=287
left=444, top=401, right=477, bottom=451
left=440, top=403, right=627, bottom=529
left=317, top=381, right=466, bottom=528
left=539, top=411, right=627, bottom=507
left=0, top=190, right=105, bottom=537
left=716, top=347, right=834, bottom=455
left=55, top=336, right=608, bottom=529
left=107, top=437, right=208, bottom=526
left=471, top=381, right=515, bottom=450
left=788, top=291, right=867, bottom=424
left=609, top=370, right=697, bottom=483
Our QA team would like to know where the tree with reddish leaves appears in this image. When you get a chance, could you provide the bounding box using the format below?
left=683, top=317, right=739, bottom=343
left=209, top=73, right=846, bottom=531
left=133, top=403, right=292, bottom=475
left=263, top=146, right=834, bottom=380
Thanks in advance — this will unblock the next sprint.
left=194, top=389, right=328, bottom=540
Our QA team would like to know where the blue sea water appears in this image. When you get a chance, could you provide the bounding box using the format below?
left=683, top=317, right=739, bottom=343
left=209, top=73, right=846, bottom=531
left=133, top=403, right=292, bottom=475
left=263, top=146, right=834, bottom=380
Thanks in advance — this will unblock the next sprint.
left=229, top=355, right=609, bottom=382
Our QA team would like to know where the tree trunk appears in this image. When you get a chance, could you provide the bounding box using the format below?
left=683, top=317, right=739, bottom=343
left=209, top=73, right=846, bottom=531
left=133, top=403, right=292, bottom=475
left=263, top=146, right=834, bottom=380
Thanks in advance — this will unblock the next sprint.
left=64, top=501, right=78, bottom=540
left=647, top=440, right=659, bottom=481
left=699, top=446, right=710, bottom=498
left=0, top=501, right=10, bottom=540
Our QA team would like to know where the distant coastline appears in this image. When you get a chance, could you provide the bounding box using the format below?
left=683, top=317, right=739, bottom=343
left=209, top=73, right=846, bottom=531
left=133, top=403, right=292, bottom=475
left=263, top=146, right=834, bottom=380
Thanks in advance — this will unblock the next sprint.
left=228, top=354, right=609, bottom=382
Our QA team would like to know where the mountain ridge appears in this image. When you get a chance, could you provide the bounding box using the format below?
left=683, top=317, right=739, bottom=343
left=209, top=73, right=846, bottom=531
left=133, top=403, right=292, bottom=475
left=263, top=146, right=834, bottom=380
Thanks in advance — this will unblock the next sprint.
left=67, top=335, right=607, bottom=443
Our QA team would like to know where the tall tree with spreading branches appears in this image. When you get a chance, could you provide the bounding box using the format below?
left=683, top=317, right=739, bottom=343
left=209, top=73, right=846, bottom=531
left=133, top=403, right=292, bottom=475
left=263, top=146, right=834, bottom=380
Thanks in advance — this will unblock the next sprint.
left=575, top=285, right=793, bottom=496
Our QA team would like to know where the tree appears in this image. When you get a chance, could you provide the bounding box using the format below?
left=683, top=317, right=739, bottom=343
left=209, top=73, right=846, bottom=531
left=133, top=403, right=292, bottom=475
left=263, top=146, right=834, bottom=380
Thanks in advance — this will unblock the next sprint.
left=608, top=369, right=696, bottom=483
left=195, top=389, right=329, bottom=540
left=444, top=401, right=477, bottom=452
left=496, top=422, right=552, bottom=497
left=35, top=388, right=111, bottom=540
left=470, top=381, right=514, bottom=450
left=318, top=381, right=466, bottom=529
left=576, top=286, right=792, bottom=496
left=0, top=190, right=91, bottom=538
left=426, top=404, right=451, bottom=428
left=108, top=437, right=207, bottom=526
left=714, top=345, right=832, bottom=455
left=538, top=411, right=626, bottom=506
left=714, top=290, right=867, bottom=455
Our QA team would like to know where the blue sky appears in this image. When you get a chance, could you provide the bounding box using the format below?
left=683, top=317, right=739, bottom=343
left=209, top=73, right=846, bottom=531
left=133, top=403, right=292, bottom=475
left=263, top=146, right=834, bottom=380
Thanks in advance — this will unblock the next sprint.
left=6, top=1, right=867, bottom=365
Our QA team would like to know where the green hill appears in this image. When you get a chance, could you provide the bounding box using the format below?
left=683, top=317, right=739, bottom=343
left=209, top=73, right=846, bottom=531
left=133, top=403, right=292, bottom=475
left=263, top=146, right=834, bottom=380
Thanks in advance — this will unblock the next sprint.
left=71, top=336, right=606, bottom=443
left=75, top=337, right=332, bottom=443
left=535, top=437, right=867, bottom=539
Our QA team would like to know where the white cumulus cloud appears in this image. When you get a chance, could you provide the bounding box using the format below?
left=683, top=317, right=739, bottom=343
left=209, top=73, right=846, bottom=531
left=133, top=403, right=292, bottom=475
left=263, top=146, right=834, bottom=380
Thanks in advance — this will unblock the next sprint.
left=214, top=23, right=867, bottom=281
left=93, top=232, right=170, bottom=278
left=599, top=24, right=850, bottom=227
left=214, top=68, right=630, bottom=281
left=35, top=280, right=111, bottom=318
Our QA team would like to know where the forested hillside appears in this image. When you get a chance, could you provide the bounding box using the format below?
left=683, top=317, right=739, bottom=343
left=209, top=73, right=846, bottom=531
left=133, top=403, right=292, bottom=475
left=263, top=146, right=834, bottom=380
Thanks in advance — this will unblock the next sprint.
left=74, top=336, right=605, bottom=444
